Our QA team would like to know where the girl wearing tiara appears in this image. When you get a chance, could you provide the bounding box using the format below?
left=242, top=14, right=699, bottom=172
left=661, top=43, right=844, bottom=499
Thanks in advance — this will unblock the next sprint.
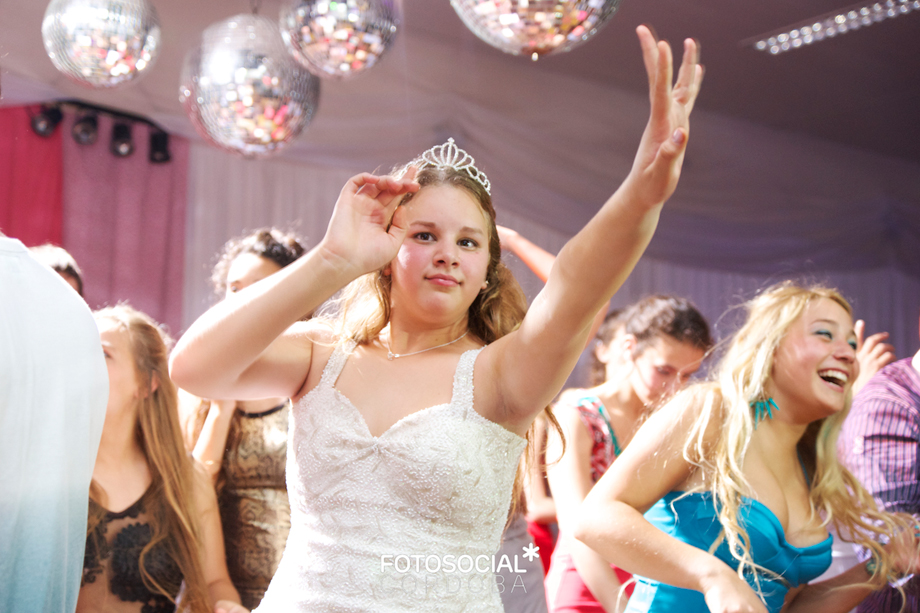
left=170, top=26, right=702, bottom=612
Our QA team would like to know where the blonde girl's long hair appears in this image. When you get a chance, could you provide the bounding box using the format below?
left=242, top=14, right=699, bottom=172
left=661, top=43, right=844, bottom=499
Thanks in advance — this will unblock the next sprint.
left=89, top=305, right=211, bottom=613
left=677, top=281, right=915, bottom=592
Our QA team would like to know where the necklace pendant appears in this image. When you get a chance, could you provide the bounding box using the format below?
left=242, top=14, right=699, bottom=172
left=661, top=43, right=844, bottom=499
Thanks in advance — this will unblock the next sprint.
left=387, top=351, right=395, bottom=360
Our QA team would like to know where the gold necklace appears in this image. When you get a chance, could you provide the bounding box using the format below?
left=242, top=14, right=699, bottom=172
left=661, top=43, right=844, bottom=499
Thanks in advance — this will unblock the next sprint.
left=385, top=330, right=469, bottom=360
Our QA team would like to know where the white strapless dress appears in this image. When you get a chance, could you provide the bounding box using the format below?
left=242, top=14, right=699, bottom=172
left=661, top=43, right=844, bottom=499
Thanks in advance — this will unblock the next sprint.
left=254, top=342, right=528, bottom=612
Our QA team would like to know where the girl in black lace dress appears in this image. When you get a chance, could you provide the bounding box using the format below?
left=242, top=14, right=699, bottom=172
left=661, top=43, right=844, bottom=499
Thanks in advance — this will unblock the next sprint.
left=78, top=305, right=247, bottom=613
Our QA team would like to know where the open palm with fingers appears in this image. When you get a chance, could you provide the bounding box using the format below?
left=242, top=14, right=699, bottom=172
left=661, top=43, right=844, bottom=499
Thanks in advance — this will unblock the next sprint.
left=627, top=26, right=704, bottom=209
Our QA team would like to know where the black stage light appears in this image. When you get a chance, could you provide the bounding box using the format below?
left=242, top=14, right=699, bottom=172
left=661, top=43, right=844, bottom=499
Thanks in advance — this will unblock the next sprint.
left=110, top=122, right=134, bottom=157
left=148, top=129, right=171, bottom=163
left=31, top=106, right=64, bottom=137
left=72, top=113, right=98, bottom=145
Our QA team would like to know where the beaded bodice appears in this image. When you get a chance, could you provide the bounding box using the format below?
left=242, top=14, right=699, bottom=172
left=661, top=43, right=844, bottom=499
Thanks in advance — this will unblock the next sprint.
left=254, top=342, right=527, bottom=612
left=220, top=401, right=291, bottom=610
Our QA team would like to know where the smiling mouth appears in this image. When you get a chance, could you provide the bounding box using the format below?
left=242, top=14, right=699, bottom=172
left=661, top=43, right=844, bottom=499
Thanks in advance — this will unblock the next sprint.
left=818, top=369, right=849, bottom=390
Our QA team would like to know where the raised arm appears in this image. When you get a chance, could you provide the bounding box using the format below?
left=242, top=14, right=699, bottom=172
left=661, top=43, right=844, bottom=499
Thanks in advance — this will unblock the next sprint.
left=497, top=224, right=608, bottom=343
left=575, top=395, right=769, bottom=613
left=496, top=225, right=556, bottom=283
left=169, top=173, right=419, bottom=401
left=485, top=27, right=704, bottom=430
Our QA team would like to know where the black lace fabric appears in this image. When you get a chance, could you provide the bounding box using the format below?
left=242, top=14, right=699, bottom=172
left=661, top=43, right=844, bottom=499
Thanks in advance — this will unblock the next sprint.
left=78, top=489, right=183, bottom=613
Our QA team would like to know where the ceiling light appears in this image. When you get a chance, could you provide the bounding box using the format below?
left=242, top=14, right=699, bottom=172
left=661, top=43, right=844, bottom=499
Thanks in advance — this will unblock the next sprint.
left=72, top=113, right=98, bottom=145
left=110, top=122, right=134, bottom=157
left=148, top=129, right=171, bottom=163
left=31, top=105, right=64, bottom=137
left=748, top=0, right=919, bottom=55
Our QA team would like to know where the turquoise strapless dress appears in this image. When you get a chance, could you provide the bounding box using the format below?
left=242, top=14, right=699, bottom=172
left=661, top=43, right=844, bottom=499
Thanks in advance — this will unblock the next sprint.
left=625, top=491, right=833, bottom=613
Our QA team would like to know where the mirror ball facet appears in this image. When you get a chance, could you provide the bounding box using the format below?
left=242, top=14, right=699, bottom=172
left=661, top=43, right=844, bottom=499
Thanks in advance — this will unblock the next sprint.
left=280, top=0, right=400, bottom=80
left=179, top=14, right=321, bottom=158
left=41, top=0, right=161, bottom=88
left=449, top=0, right=621, bottom=59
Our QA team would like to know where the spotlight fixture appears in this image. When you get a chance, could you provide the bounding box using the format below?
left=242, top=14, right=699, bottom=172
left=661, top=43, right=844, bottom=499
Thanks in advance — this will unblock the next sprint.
left=31, top=105, right=64, bottom=137
left=110, top=122, right=134, bottom=157
left=72, top=113, right=98, bottom=145
left=148, top=129, right=171, bottom=163
left=748, top=0, right=920, bottom=55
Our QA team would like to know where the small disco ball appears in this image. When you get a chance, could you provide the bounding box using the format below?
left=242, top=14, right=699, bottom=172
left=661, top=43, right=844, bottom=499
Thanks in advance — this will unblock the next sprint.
left=279, top=0, right=400, bottom=80
left=41, top=0, right=161, bottom=88
left=450, top=0, right=621, bottom=60
left=179, top=14, right=321, bottom=157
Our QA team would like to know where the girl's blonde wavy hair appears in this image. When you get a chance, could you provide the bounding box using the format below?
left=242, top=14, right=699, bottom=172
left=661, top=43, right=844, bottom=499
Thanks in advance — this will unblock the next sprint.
left=89, top=305, right=211, bottom=613
left=676, top=281, right=915, bottom=595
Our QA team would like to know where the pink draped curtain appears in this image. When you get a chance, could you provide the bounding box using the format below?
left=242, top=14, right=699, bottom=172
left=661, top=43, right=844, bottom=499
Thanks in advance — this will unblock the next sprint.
left=0, top=106, right=63, bottom=246
left=61, top=111, right=188, bottom=334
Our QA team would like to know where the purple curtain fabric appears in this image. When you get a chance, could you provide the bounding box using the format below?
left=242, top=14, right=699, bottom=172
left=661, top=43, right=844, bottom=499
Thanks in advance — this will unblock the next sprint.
left=62, top=111, right=188, bottom=335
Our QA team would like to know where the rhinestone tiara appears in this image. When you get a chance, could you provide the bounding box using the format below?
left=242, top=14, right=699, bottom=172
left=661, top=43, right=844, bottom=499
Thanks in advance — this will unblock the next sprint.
left=399, top=138, right=491, bottom=195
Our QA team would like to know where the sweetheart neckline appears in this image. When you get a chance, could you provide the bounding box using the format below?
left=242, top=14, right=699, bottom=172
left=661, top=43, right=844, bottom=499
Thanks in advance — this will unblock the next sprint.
left=667, top=491, right=833, bottom=553
left=333, top=387, right=452, bottom=440
left=303, top=343, right=527, bottom=443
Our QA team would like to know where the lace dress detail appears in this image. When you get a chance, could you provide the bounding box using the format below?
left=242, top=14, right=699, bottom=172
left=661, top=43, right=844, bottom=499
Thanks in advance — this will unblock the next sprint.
left=254, top=342, right=528, bottom=612
left=78, top=488, right=183, bottom=613
left=220, top=401, right=292, bottom=610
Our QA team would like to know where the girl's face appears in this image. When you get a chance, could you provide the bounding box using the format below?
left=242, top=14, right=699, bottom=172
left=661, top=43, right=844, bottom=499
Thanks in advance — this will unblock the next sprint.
left=225, top=253, right=283, bottom=298
left=769, top=298, right=858, bottom=423
left=98, top=319, right=142, bottom=417
left=389, top=184, right=492, bottom=326
left=625, top=335, right=705, bottom=405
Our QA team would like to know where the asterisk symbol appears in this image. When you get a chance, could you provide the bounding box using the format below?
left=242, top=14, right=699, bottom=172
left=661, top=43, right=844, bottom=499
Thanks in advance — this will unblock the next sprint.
left=522, top=542, right=540, bottom=562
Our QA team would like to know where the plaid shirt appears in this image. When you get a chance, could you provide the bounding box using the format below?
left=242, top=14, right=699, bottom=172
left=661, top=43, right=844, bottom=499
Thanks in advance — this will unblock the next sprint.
left=839, top=358, right=920, bottom=612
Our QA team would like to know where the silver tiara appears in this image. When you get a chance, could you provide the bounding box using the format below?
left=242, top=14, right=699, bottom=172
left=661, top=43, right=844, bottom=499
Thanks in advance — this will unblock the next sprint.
left=399, top=138, right=491, bottom=195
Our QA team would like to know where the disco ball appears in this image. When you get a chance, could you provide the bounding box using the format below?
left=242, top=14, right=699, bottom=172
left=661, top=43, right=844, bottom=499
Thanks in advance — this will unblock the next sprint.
left=280, top=0, right=400, bottom=80
left=180, top=14, right=321, bottom=157
left=450, top=0, right=621, bottom=59
left=41, top=0, right=161, bottom=88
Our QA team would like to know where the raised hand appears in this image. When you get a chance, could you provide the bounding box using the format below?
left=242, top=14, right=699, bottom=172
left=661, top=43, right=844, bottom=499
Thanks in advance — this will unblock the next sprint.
left=319, top=169, right=420, bottom=279
left=852, top=319, right=896, bottom=395
left=626, top=25, right=703, bottom=209
left=495, top=225, right=519, bottom=251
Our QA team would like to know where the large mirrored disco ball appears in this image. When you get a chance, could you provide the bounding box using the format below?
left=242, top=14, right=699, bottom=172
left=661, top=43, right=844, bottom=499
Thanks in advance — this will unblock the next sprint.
left=450, top=0, right=621, bottom=60
left=280, top=0, right=399, bottom=80
left=179, top=14, right=321, bottom=157
left=41, top=0, right=161, bottom=87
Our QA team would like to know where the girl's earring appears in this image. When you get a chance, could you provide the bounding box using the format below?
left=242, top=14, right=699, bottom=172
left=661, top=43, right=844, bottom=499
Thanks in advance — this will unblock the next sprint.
left=750, top=398, right=780, bottom=428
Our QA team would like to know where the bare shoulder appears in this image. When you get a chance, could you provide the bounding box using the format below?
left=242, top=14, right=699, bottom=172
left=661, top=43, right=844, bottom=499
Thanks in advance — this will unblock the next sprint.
left=552, top=391, right=592, bottom=431
left=641, top=382, right=724, bottom=464
left=288, top=318, right=346, bottom=401
left=287, top=318, right=335, bottom=343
